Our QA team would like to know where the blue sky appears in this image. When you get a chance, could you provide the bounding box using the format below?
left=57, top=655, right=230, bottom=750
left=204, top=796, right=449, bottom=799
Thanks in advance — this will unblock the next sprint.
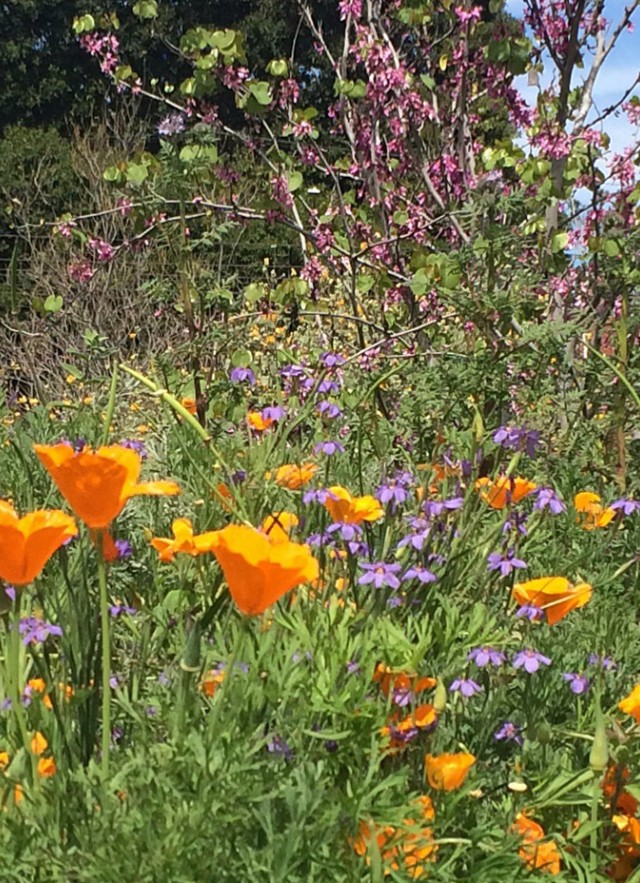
left=506, top=0, right=640, bottom=151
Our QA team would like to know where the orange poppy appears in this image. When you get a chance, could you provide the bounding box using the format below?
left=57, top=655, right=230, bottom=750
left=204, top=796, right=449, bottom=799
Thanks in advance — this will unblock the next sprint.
left=475, top=476, right=537, bottom=509
left=324, top=485, right=384, bottom=524
left=199, top=668, right=225, bottom=697
left=382, top=704, right=438, bottom=749
left=37, top=756, right=56, bottom=778
left=425, top=752, right=475, bottom=791
left=513, top=813, right=562, bottom=875
left=602, top=763, right=639, bottom=817
left=373, top=664, right=437, bottom=699
left=613, top=814, right=640, bottom=858
left=247, top=411, right=273, bottom=432
left=574, top=492, right=616, bottom=530
left=352, top=796, right=437, bottom=879
left=260, top=512, right=299, bottom=544
left=150, top=518, right=218, bottom=562
left=208, top=524, right=319, bottom=616
left=30, top=732, right=48, bottom=756
left=271, top=463, right=318, bottom=490
left=34, top=443, right=180, bottom=529
left=619, top=685, right=640, bottom=724
left=180, top=396, right=197, bottom=415
left=512, top=576, right=592, bottom=625
left=0, top=500, right=77, bottom=586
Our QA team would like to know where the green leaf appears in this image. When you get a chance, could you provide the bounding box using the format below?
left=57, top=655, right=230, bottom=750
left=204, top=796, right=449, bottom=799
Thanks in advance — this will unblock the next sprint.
left=551, top=231, right=569, bottom=253
left=604, top=238, right=621, bottom=257
left=267, top=59, right=288, bottom=77
left=247, top=81, right=273, bottom=106
left=44, top=294, right=63, bottom=313
left=125, top=163, right=149, bottom=186
left=179, top=144, right=218, bottom=164
left=72, top=14, right=95, bottom=34
left=286, top=171, right=303, bottom=193
left=132, top=0, right=158, bottom=19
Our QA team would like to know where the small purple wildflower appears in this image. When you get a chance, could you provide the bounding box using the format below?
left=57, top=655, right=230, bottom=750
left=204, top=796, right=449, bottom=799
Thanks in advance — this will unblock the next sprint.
left=387, top=594, right=405, bottom=608
left=610, top=498, right=640, bottom=515
left=403, top=564, right=437, bottom=584
left=515, top=604, right=544, bottom=622
left=327, top=522, right=363, bottom=543
left=398, top=516, right=430, bottom=550
left=512, top=649, right=551, bottom=673
left=109, top=604, right=137, bottom=617
left=0, top=698, right=12, bottom=712
left=158, top=112, right=186, bottom=136
left=19, top=617, right=63, bottom=645
left=316, top=379, right=341, bottom=395
left=120, top=438, right=148, bottom=459
left=266, top=734, right=293, bottom=760
left=358, top=561, right=402, bottom=590
left=493, top=426, right=541, bottom=458
left=317, top=400, right=342, bottom=419
left=114, top=539, right=133, bottom=560
left=503, top=513, right=528, bottom=536
left=262, top=405, right=286, bottom=422
left=562, top=672, right=590, bottom=694
left=229, top=366, right=256, bottom=386
left=314, top=440, right=345, bottom=456
left=346, top=660, right=360, bottom=675
left=303, top=487, right=339, bottom=505
left=376, top=472, right=413, bottom=508
left=494, top=721, right=523, bottom=745
left=487, top=548, right=527, bottom=577
left=449, top=678, right=483, bottom=697
left=319, top=351, right=345, bottom=368
left=468, top=646, right=506, bottom=667
left=534, top=487, right=566, bottom=514
left=588, top=653, right=617, bottom=671
left=4, top=585, right=16, bottom=604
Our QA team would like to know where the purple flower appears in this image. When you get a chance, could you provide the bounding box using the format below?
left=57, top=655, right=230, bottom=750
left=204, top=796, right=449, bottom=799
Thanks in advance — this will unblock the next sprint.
left=449, top=678, right=483, bottom=697
left=512, top=649, right=551, bottom=673
left=403, top=564, right=437, bottom=584
left=327, top=522, right=363, bottom=543
left=19, top=617, right=63, bottom=645
left=503, top=513, right=528, bottom=536
left=281, top=364, right=307, bottom=380
left=158, top=112, right=186, bottom=136
left=303, top=488, right=338, bottom=505
left=317, top=379, right=340, bottom=395
left=109, top=604, right=137, bottom=617
left=493, top=426, right=541, bottom=458
left=4, top=585, right=16, bottom=604
left=114, top=539, right=133, bottom=560
left=487, top=548, right=527, bottom=577
left=387, top=594, right=405, bottom=608
left=610, top=498, right=640, bottom=515
left=120, top=438, right=148, bottom=459
left=358, top=561, right=402, bottom=590
left=229, top=366, right=256, bottom=386
left=494, top=721, right=523, bottom=745
left=588, top=653, right=617, bottom=671
left=266, top=734, right=293, bottom=760
left=398, top=516, right=430, bottom=550
left=468, top=646, right=506, bottom=667
left=422, top=497, right=464, bottom=518
left=376, top=472, right=413, bottom=507
left=262, top=405, right=286, bottom=422
left=317, top=400, right=342, bottom=419
left=562, top=672, right=590, bottom=694
left=319, top=351, right=345, bottom=368
left=314, top=440, right=345, bottom=456
left=346, top=660, right=360, bottom=675
left=534, top=487, right=566, bottom=514
left=515, top=604, right=544, bottom=622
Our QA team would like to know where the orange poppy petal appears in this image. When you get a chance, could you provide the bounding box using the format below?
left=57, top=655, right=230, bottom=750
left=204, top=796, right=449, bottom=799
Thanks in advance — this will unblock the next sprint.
left=129, top=480, right=181, bottom=498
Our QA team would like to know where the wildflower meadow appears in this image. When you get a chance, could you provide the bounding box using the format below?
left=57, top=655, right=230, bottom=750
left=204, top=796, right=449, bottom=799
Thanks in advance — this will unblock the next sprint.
left=2, top=0, right=640, bottom=879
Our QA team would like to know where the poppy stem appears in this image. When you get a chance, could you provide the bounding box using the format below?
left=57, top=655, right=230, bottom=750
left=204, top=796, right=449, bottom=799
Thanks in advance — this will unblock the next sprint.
left=96, top=535, right=111, bottom=779
left=207, top=619, right=247, bottom=737
left=101, top=361, right=119, bottom=446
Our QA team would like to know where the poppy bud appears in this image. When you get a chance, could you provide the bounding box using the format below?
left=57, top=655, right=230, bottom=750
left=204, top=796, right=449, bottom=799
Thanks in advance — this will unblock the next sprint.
left=590, top=713, right=609, bottom=774
left=536, top=720, right=552, bottom=745
left=180, top=623, right=202, bottom=673
left=433, top=679, right=447, bottom=714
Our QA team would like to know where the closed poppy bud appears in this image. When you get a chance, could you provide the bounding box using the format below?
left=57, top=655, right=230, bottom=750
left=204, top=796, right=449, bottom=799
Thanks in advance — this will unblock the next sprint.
left=180, top=623, right=202, bottom=673
left=590, top=712, right=609, bottom=774
left=433, top=679, right=448, bottom=714
left=536, top=720, right=552, bottom=745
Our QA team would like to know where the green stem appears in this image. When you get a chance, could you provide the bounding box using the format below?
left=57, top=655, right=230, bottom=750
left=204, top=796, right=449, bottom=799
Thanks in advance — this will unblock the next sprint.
left=101, top=361, right=119, bottom=446
left=589, top=775, right=599, bottom=876
left=97, top=535, right=111, bottom=778
left=207, top=619, right=246, bottom=737
left=7, top=595, right=37, bottom=783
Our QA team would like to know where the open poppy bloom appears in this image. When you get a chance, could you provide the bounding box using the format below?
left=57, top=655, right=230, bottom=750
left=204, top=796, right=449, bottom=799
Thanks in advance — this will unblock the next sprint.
left=207, top=524, right=319, bottom=616
left=512, top=576, right=592, bottom=625
left=574, top=492, right=616, bottom=530
left=270, top=463, right=318, bottom=490
left=34, top=443, right=180, bottom=529
left=619, top=685, right=640, bottom=724
left=324, top=485, right=384, bottom=524
left=0, top=501, right=77, bottom=586
left=150, top=518, right=219, bottom=562
left=382, top=704, right=438, bottom=749
left=513, top=813, right=561, bottom=875
left=476, top=476, right=537, bottom=509
left=425, top=752, right=475, bottom=791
